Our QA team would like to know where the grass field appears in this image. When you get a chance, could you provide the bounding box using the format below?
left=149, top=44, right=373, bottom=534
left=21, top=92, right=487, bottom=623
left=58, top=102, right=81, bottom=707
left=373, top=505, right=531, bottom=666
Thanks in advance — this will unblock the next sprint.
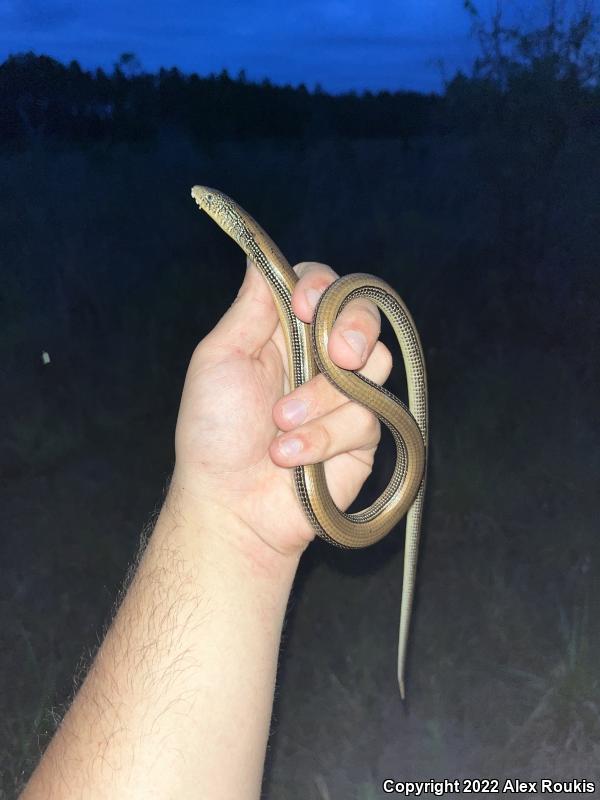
left=1, top=131, right=599, bottom=797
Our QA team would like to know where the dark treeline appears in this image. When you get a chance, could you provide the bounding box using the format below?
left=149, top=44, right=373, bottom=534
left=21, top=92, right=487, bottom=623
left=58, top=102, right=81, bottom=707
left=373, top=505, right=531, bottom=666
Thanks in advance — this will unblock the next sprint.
left=0, top=52, right=438, bottom=146
left=2, top=2, right=600, bottom=149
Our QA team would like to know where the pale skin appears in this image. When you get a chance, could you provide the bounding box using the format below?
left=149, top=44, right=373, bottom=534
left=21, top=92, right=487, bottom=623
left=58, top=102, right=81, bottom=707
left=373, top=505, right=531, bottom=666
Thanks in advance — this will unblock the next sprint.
left=21, top=258, right=391, bottom=800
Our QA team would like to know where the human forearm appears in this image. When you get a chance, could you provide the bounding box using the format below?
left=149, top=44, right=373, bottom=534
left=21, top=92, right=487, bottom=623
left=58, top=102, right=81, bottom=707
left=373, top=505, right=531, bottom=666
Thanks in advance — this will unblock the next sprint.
left=22, top=253, right=386, bottom=800
left=22, top=486, right=300, bottom=800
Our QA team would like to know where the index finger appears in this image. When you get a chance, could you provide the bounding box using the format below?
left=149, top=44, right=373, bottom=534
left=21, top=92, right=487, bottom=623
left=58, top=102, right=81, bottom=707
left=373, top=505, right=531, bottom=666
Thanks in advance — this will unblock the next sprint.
left=291, top=261, right=381, bottom=370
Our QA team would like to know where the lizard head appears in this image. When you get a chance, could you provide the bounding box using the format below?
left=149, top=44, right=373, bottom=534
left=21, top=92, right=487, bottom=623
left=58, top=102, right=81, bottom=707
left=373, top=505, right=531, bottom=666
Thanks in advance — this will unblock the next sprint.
left=191, top=185, right=219, bottom=214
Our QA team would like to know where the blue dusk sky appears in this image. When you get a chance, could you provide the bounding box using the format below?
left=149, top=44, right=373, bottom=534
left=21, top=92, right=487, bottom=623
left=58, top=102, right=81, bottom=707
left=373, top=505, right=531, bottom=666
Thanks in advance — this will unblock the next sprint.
left=0, top=0, right=565, bottom=93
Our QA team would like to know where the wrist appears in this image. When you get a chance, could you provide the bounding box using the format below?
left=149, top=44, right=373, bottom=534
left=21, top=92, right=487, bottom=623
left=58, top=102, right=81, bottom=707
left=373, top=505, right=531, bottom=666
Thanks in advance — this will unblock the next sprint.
left=161, top=469, right=303, bottom=579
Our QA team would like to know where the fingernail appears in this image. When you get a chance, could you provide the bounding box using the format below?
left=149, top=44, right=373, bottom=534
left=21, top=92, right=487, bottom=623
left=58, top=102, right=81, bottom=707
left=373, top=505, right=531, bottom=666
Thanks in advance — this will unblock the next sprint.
left=342, top=329, right=367, bottom=361
left=281, top=399, right=307, bottom=426
left=306, top=287, right=323, bottom=310
left=279, top=437, right=303, bottom=458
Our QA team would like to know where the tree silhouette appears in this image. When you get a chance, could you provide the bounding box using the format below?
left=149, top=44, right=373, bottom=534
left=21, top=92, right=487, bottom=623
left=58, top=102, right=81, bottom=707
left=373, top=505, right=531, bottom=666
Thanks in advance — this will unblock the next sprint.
left=0, top=52, right=438, bottom=148
left=1, top=7, right=599, bottom=152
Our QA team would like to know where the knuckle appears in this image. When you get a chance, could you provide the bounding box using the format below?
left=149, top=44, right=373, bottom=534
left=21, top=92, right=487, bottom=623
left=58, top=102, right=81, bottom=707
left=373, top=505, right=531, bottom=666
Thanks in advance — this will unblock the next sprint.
left=356, top=407, right=380, bottom=442
left=378, top=342, right=393, bottom=374
left=364, top=451, right=376, bottom=476
left=371, top=417, right=382, bottom=444
left=339, top=309, right=380, bottom=339
left=310, top=423, right=332, bottom=457
left=348, top=298, right=380, bottom=324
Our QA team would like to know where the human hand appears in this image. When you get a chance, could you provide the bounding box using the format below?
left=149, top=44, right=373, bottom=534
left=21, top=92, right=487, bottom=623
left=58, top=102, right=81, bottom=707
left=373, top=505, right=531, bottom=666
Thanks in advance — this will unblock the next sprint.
left=171, top=259, right=392, bottom=557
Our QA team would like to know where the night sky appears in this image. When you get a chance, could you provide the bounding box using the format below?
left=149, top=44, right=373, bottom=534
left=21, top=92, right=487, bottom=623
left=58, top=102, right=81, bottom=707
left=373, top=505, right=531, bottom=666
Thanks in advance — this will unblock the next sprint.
left=0, top=0, right=505, bottom=93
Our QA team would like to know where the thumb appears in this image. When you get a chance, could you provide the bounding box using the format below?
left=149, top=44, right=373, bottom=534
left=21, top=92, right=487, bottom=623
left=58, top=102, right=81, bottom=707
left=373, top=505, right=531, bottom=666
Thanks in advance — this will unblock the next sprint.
left=204, top=257, right=279, bottom=355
